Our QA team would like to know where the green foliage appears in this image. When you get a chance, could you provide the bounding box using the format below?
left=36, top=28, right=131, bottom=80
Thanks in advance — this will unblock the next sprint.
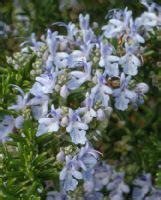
left=0, top=118, right=62, bottom=199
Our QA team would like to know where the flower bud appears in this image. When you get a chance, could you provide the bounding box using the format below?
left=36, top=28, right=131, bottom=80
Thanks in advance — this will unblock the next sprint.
left=56, top=150, right=65, bottom=162
left=61, top=116, right=68, bottom=127
left=136, top=83, right=149, bottom=94
left=97, top=109, right=105, bottom=121
left=60, top=85, right=69, bottom=98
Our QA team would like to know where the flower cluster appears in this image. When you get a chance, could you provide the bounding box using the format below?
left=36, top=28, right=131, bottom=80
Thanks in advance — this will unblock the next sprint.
left=47, top=160, right=161, bottom=200
left=1, top=0, right=161, bottom=199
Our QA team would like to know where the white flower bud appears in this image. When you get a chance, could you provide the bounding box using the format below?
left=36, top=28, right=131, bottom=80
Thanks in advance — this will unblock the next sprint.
left=56, top=150, right=65, bottom=162
left=61, top=116, right=68, bottom=127
left=30, top=70, right=35, bottom=76
left=97, top=109, right=105, bottom=121
left=92, top=76, right=97, bottom=83
left=60, top=85, right=69, bottom=98
left=55, top=84, right=61, bottom=92
left=136, top=83, right=149, bottom=94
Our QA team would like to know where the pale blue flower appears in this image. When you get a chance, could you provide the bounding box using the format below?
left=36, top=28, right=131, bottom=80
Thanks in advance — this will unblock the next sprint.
left=82, top=29, right=94, bottom=44
left=36, top=73, right=57, bottom=94
left=60, top=156, right=82, bottom=191
left=78, top=143, right=99, bottom=172
left=0, top=115, right=24, bottom=141
left=28, top=82, right=49, bottom=119
left=66, top=22, right=78, bottom=40
left=0, top=115, right=14, bottom=140
left=47, top=29, right=58, bottom=56
left=67, top=50, right=87, bottom=68
left=99, top=42, right=119, bottom=77
left=91, top=71, right=112, bottom=107
left=131, top=82, right=149, bottom=109
left=81, top=95, right=96, bottom=123
left=83, top=162, right=112, bottom=194
left=80, top=29, right=95, bottom=58
left=66, top=109, right=88, bottom=144
left=102, top=8, right=132, bottom=38
left=60, top=85, right=69, bottom=98
left=37, top=105, right=61, bottom=136
left=135, top=83, right=149, bottom=94
left=96, top=108, right=106, bottom=121
left=120, top=53, right=141, bottom=76
left=136, top=12, right=157, bottom=31
left=56, top=150, right=65, bottom=162
left=129, top=20, right=145, bottom=44
left=20, top=33, right=44, bottom=52
left=46, top=191, right=71, bottom=200
left=79, top=14, right=90, bottom=30
left=107, top=172, right=129, bottom=200
left=113, top=73, right=136, bottom=111
left=53, top=21, right=78, bottom=41
left=46, top=35, right=69, bottom=69
left=54, top=52, right=69, bottom=69
left=145, top=189, right=161, bottom=200
left=8, top=85, right=29, bottom=111
left=94, top=162, right=112, bottom=191
left=14, top=116, right=24, bottom=129
left=132, top=173, right=152, bottom=200
left=37, top=118, right=59, bottom=136
left=114, top=92, right=130, bottom=111
left=30, top=82, right=45, bottom=97
left=68, top=62, right=91, bottom=90
left=84, top=191, right=103, bottom=200
left=140, top=0, right=156, bottom=12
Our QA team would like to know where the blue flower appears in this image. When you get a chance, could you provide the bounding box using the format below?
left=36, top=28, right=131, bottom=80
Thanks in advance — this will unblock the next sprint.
left=8, top=85, right=29, bottom=111
left=131, top=82, right=149, bottom=109
left=35, top=73, right=57, bottom=94
left=66, top=109, right=88, bottom=145
left=102, top=8, right=132, bottom=38
left=82, top=29, right=94, bottom=44
left=81, top=95, right=96, bottom=123
left=145, top=188, right=161, bottom=200
left=129, top=20, right=145, bottom=44
left=0, top=115, right=24, bottom=141
left=46, top=190, right=71, bottom=200
left=37, top=105, right=61, bottom=136
left=132, top=173, right=152, bottom=200
left=136, top=12, right=157, bottom=31
left=60, top=85, right=69, bottom=98
left=46, top=29, right=58, bottom=56
left=94, top=162, right=112, bottom=191
left=135, top=83, right=149, bottom=94
left=28, top=82, right=49, bottom=119
left=20, top=33, right=44, bottom=52
left=140, top=0, right=156, bottom=12
left=113, top=73, right=136, bottom=111
left=91, top=71, right=112, bottom=107
left=84, top=191, right=103, bottom=200
left=78, top=143, right=99, bottom=172
left=107, top=172, right=129, bottom=200
left=68, top=62, right=91, bottom=90
left=52, top=21, right=78, bottom=40
left=99, top=42, right=119, bottom=77
left=67, top=50, right=87, bottom=68
left=79, top=14, right=90, bottom=30
left=120, top=53, right=141, bottom=76
left=60, top=156, right=82, bottom=191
